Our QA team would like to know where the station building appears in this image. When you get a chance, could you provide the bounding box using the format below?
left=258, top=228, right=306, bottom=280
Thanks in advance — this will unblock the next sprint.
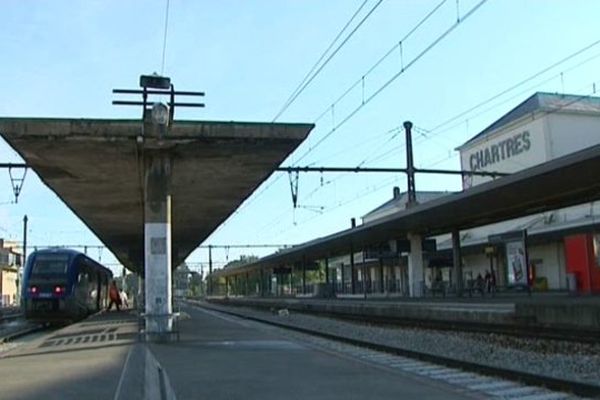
left=355, top=92, right=600, bottom=294
left=450, top=92, right=600, bottom=293
left=0, top=239, right=22, bottom=306
left=213, top=92, right=600, bottom=298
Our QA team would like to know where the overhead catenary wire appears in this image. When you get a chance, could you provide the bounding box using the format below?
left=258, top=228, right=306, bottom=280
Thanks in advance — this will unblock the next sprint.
left=161, top=0, right=171, bottom=75
left=259, top=76, right=600, bottom=243
left=424, top=37, right=600, bottom=137
left=205, top=1, right=484, bottom=240
left=273, top=0, right=385, bottom=122
left=293, top=0, right=488, bottom=167
left=262, top=84, right=600, bottom=241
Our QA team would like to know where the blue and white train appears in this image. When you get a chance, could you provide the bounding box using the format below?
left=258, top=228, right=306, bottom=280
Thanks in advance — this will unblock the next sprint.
left=21, top=249, right=113, bottom=323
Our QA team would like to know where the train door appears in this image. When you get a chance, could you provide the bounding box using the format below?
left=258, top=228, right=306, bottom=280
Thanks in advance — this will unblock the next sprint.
left=75, top=263, right=89, bottom=316
left=87, top=264, right=98, bottom=312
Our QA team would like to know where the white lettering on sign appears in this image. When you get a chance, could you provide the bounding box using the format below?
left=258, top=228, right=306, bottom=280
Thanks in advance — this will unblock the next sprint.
left=469, top=131, right=531, bottom=171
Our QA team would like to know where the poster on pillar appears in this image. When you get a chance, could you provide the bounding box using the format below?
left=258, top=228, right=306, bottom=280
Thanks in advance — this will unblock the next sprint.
left=506, top=239, right=528, bottom=286
left=144, top=223, right=172, bottom=318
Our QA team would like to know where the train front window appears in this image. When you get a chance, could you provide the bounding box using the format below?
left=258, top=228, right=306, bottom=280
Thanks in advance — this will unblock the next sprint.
left=31, top=254, right=70, bottom=276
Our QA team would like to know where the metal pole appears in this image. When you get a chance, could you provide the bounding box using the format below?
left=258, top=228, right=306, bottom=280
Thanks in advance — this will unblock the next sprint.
left=22, top=215, right=28, bottom=264
left=208, top=244, right=213, bottom=296
left=18, top=215, right=28, bottom=306
left=404, top=121, right=416, bottom=207
left=379, top=257, right=384, bottom=293
left=350, top=218, right=356, bottom=294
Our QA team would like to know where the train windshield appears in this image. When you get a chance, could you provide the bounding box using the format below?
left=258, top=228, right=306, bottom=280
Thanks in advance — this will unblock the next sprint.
left=31, top=254, right=70, bottom=276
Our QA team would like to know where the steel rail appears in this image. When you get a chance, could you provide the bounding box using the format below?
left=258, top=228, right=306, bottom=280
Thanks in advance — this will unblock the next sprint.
left=0, top=323, right=47, bottom=343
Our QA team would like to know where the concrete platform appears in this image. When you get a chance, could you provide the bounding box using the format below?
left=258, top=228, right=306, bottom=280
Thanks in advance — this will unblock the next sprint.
left=0, top=310, right=138, bottom=400
left=148, top=303, right=476, bottom=400
left=207, top=294, right=600, bottom=331
left=0, top=305, right=482, bottom=399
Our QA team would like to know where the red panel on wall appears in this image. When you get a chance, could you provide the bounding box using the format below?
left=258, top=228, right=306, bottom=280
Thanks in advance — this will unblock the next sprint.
left=564, top=234, right=600, bottom=293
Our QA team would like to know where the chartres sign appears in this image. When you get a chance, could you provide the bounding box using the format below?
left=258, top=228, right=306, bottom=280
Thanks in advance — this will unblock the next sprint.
left=469, top=131, right=531, bottom=171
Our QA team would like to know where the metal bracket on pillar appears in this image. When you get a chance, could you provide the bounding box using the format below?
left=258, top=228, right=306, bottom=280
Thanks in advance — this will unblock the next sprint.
left=112, top=74, right=205, bottom=126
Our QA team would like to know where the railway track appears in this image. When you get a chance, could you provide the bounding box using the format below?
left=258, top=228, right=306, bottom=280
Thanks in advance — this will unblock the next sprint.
left=191, top=301, right=600, bottom=399
left=0, top=323, right=46, bottom=343
left=0, top=313, right=23, bottom=323
left=0, top=311, right=46, bottom=344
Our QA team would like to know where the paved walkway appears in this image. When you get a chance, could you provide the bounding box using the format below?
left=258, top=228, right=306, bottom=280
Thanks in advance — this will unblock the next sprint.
left=0, top=306, right=482, bottom=400
left=148, top=303, right=478, bottom=400
left=0, top=310, right=138, bottom=400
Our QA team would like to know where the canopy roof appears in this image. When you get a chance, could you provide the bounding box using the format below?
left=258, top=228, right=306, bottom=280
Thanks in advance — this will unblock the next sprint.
left=0, top=118, right=313, bottom=272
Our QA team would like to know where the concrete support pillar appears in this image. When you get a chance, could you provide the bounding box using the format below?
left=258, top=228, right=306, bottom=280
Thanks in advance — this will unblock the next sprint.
left=137, top=273, right=144, bottom=310
left=362, top=250, right=368, bottom=297
left=245, top=272, right=249, bottom=296
left=302, top=257, right=307, bottom=295
left=144, top=154, right=173, bottom=335
left=259, top=269, right=264, bottom=297
left=379, top=258, right=384, bottom=293
left=452, top=229, right=463, bottom=296
left=340, top=263, right=345, bottom=294
left=407, top=233, right=424, bottom=297
left=268, top=269, right=273, bottom=295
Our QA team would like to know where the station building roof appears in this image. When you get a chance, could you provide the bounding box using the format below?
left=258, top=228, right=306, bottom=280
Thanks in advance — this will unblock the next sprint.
left=457, top=92, right=600, bottom=151
left=362, top=189, right=451, bottom=223
left=0, top=118, right=313, bottom=273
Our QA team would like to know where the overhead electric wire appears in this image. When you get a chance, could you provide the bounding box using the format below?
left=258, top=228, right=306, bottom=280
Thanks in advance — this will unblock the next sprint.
left=161, top=0, right=171, bottom=75
left=293, top=0, right=488, bottom=167
left=425, top=38, right=600, bottom=136
left=208, top=1, right=486, bottom=241
left=272, top=0, right=372, bottom=122
left=260, top=76, right=600, bottom=243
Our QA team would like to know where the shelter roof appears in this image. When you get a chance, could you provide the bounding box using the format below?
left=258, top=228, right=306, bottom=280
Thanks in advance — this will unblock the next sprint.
left=0, top=118, right=313, bottom=273
left=216, top=143, right=600, bottom=276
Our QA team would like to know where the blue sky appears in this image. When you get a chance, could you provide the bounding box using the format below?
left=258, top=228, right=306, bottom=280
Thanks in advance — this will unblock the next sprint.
left=2, top=0, right=600, bottom=274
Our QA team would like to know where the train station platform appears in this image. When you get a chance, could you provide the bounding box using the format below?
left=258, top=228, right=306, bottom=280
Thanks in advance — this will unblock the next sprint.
left=206, top=293, right=600, bottom=332
left=0, top=305, right=479, bottom=400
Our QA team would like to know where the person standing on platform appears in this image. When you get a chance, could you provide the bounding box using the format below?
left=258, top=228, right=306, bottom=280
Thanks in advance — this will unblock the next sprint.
left=107, top=280, right=122, bottom=311
left=120, top=290, right=129, bottom=309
